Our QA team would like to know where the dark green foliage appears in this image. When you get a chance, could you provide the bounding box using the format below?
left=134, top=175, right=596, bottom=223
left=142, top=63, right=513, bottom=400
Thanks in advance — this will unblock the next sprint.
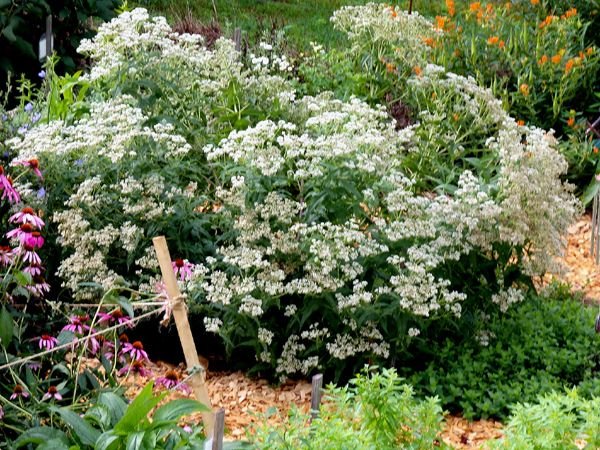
left=403, top=287, right=600, bottom=420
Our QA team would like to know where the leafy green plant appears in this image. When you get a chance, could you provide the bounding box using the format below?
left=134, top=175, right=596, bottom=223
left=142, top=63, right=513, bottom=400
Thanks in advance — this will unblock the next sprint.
left=403, top=287, right=600, bottom=420
left=487, top=389, right=600, bottom=450
left=251, top=367, right=449, bottom=450
left=13, top=381, right=218, bottom=450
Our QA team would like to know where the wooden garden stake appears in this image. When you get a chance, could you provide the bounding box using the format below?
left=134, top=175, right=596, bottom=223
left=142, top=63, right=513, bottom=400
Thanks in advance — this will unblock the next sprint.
left=152, top=236, right=215, bottom=435
left=212, top=408, right=225, bottom=450
left=233, top=28, right=242, bottom=52
left=310, top=373, right=323, bottom=421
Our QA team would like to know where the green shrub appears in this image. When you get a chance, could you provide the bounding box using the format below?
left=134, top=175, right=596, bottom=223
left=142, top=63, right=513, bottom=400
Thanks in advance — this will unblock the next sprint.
left=251, top=367, right=449, bottom=450
left=404, top=287, right=600, bottom=420
left=488, top=389, right=600, bottom=450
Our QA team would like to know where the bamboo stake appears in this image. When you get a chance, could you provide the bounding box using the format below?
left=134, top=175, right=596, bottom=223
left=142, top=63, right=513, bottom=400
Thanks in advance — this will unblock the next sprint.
left=152, top=236, right=214, bottom=435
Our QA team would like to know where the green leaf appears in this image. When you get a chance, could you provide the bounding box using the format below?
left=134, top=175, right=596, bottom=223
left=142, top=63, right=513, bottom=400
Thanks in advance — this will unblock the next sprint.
left=582, top=179, right=600, bottom=206
left=38, top=438, right=71, bottom=450
left=0, top=306, right=14, bottom=348
left=57, top=330, right=76, bottom=346
left=95, top=431, right=120, bottom=450
left=14, top=427, right=68, bottom=447
left=0, top=0, right=12, bottom=8
left=98, top=392, right=128, bottom=426
left=114, top=382, right=165, bottom=433
left=125, top=431, right=145, bottom=450
left=153, top=399, right=210, bottom=424
left=52, top=406, right=101, bottom=446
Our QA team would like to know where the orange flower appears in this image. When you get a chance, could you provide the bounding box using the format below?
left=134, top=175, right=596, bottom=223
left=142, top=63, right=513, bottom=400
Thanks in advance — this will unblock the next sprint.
left=446, top=0, right=456, bottom=17
left=453, top=113, right=460, bottom=121
left=586, top=47, right=594, bottom=56
left=517, top=120, right=525, bottom=126
left=504, top=2, right=512, bottom=10
left=593, top=147, right=599, bottom=154
left=567, top=117, right=575, bottom=127
left=413, top=66, right=422, bottom=76
left=551, top=53, right=562, bottom=64
left=564, top=58, right=575, bottom=74
left=538, top=55, right=548, bottom=65
left=435, top=15, right=448, bottom=31
left=390, top=7, right=398, bottom=18
left=539, top=15, right=556, bottom=29
left=563, top=8, right=577, bottom=18
left=469, top=2, right=481, bottom=12
left=423, top=37, right=436, bottom=47
left=579, top=51, right=586, bottom=60
left=499, top=40, right=505, bottom=49
left=386, top=62, right=396, bottom=73
left=487, top=36, right=499, bottom=45
left=531, top=0, right=540, bottom=5
left=519, top=83, right=530, bottom=96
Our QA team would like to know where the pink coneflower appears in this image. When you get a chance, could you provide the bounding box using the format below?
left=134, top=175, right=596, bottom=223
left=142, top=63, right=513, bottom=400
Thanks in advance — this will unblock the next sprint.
left=120, top=340, right=148, bottom=361
left=26, top=361, right=42, bottom=371
left=6, top=223, right=36, bottom=243
left=10, top=384, right=29, bottom=400
left=38, top=334, right=58, bottom=350
left=0, top=167, right=20, bottom=204
left=13, top=159, right=43, bottom=179
left=99, top=308, right=132, bottom=327
left=42, top=386, right=62, bottom=401
left=62, top=315, right=90, bottom=334
left=9, top=207, right=45, bottom=228
left=172, top=258, right=195, bottom=281
left=0, top=246, right=14, bottom=266
left=118, top=360, right=153, bottom=377
left=28, top=276, right=50, bottom=297
left=18, top=243, right=41, bottom=265
left=25, top=232, right=44, bottom=249
left=93, top=335, right=115, bottom=360
left=23, top=263, right=43, bottom=277
left=156, top=370, right=191, bottom=394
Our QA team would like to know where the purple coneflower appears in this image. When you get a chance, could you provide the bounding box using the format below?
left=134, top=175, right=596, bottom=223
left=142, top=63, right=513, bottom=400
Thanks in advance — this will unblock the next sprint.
left=156, top=370, right=191, bottom=395
left=38, top=334, right=58, bottom=350
left=18, top=243, right=42, bottom=265
left=118, top=360, right=153, bottom=377
left=172, top=258, right=195, bottom=281
left=10, top=384, right=29, bottom=400
left=99, top=308, right=132, bottom=327
left=26, top=361, right=42, bottom=371
left=9, top=207, right=45, bottom=228
left=0, top=167, right=20, bottom=204
left=23, top=263, right=44, bottom=277
left=121, top=340, right=148, bottom=361
left=0, top=246, right=14, bottom=266
left=7, top=223, right=36, bottom=243
left=42, top=386, right=62, bottom=401
left=25, top=232, right=45, bottom=249
left=28, top=276, right=50, bottom=297
left=62, top=315, right=90, bottom=334
left=13, top=159, right=43, bottom=179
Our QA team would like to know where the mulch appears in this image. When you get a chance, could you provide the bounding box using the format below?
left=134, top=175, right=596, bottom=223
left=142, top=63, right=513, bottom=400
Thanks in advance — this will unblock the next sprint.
left=121, top=214, right=598, bottom=448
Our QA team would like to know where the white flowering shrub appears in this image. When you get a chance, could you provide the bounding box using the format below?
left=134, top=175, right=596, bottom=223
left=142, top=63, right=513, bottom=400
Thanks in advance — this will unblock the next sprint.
left=8, top=8, right=578, bottom=379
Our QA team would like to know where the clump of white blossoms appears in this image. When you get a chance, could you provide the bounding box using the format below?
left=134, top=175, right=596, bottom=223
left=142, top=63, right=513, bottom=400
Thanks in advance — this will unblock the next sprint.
left=11, top=7, right=578, bottom=379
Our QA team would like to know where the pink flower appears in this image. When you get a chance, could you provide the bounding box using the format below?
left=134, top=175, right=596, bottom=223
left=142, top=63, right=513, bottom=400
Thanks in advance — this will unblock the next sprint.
left=25, top=232, right=44, bottom=249
left=118, top=360, right=153, bottom=377
left=98, top=308, right=132, bottom=327
left=38, top=334, right=58, bottom=350
left=172, top=258, right=195, bottom=281
left=27, top=276, right=50, bottom=297
left=13, top=159, right=42, bottom=179
left=156, top=370, right=191, bottom=395
left=0, top=246, right=14, bottom=266
left=17, top=244, right=41, bottom=265
left=10, top=384, right=29, bottom=400
left=9, top=207, right=45, bottom=228
left=23, top=263, right=43, bottom=277
left=62, top=315, right=90, bottom=334
left=42, top=386, right=62, bottom=401
left=6, top=223, right=37, bottom=243
left=0, top=166, right=20, bottom=204
left=120, top=340, right=148, bottom=361
left=26, top=361, right=42, bottom=371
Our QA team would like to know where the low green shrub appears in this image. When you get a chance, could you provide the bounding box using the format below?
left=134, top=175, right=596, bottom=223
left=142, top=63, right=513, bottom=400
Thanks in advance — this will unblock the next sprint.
left=488, top=389, right=600, bottom=450
left=251, top=367, right=449, bottom=450
left=404, top=287, right=600, bottom=420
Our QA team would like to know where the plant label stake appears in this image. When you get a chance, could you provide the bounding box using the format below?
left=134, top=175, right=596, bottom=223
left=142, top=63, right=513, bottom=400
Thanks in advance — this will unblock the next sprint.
left=310, top=373, right=323, bottom=422
left=212, top=408, right=225, bottom=450
left=233, top=28, right=242, bottom=52
left=152, top=236, right=215, bottom=435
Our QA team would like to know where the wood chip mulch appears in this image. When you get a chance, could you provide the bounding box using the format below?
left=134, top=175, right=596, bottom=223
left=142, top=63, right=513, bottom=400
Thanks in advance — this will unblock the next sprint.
left=121, top=214, right=599, bottom=448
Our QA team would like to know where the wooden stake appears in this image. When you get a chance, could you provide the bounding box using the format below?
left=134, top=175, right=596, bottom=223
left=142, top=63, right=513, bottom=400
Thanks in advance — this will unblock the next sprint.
left=152, top=236, right=214, bottom=435
left=233, top=28, right=242, bottom=52
left=212, top=408, right=225, bottom=450
left=310, top=373, right=323, bottom=421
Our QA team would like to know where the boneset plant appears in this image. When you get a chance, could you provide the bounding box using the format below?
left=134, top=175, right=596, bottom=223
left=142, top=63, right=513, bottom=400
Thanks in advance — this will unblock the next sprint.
left=7, top=8, right=579, bottom=380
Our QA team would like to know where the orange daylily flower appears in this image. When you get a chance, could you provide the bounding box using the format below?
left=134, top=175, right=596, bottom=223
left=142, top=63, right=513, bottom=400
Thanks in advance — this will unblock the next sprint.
left=423, top=37, right=436, bottom=47
left=487, top=36, right=499, bottom=45
left=567, top=117, right=575, bottom=127
left=469, top=2, right=481, bottom=12
left=435, top=15, right=448, bottom=31
left=551, top=54, right=562, bottom=64
left=446, top=0, right=456, bottom=17
left=562, top=8, right=577, bottom=19
left=564, top=58, right=575, bottom=74
left=519, top=83, right=530, bottom=96
left=538, top=55, right=548, bottom=65
left=593, top=147, right=599, bottom=154
left=517, top=120, right=525, bottom=126
left=413, top=66, right=423, bottom=76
